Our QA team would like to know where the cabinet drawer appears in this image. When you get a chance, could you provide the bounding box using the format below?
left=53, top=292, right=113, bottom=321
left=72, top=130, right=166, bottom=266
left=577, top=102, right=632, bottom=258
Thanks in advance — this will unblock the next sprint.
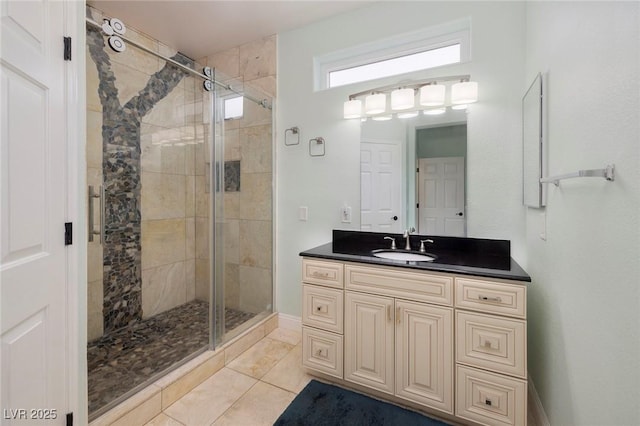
left=345, top=264, right=452, bottom=306
left=302, top=258, right=344, bottom=288
left=455, top=278, right=526, bottom=318
left=302, top=285, right=344, bottom=334
left=456, top=311, right=526, bottom=378
left=456, top=365, right=527, bottom=426
left=302, top=327, right=343, bottom=379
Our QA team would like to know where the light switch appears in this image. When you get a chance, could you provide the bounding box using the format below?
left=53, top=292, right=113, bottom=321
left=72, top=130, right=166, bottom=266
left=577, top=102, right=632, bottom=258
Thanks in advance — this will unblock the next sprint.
left=341, top=206, right=352, bottom=223
left=299, top=206, right=308, bottom=221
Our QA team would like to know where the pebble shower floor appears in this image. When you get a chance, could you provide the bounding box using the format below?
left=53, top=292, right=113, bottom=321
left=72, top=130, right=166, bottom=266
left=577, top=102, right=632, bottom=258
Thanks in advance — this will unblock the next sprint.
left=87, top=300, right=255, bottom=416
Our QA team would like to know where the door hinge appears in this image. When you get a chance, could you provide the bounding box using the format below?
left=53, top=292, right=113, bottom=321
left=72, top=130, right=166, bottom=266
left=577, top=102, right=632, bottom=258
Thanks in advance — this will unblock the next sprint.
left=64, top=222, right=73, bottom=246
left=416, top=203, right=419, bottom=209
left=66, top=412, right=73, bottom=426
left=64, top=37, right=72, bottom=61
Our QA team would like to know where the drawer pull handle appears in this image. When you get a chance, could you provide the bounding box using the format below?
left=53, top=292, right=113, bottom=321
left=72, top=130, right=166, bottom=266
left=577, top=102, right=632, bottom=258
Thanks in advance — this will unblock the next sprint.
left=483, top=341, right=493, bottom=349
left=387, top=305, right=392, bottom=322
left=315, top=349, right=326, bottom=358
left=478, top=295, right=502, bottom=303
left=312, top=271, right=330, bottom=278
left=485, top=399, right=492, bottom=406
left=316, top=306, right=322, bottom=311
left=396, top=307, right=401, bottom=324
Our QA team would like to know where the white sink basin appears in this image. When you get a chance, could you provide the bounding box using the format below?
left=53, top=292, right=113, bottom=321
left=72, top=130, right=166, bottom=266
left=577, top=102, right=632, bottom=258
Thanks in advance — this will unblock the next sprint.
left=371, top=250, right=436, bottom=262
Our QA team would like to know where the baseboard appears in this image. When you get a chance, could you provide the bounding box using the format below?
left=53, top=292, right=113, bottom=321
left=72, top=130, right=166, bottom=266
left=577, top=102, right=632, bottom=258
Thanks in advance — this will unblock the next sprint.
left=278, top=313, right=301, bottom=331
left=528, top=376, right=550, bottom=426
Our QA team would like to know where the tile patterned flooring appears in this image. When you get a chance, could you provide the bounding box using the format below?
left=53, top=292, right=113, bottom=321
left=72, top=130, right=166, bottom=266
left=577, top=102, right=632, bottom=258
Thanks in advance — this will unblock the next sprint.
left=88, top=301, right=256, bottom=416
left=144, top=327, right=309, bottom=426
left=96, top=322, right=540, bottom=425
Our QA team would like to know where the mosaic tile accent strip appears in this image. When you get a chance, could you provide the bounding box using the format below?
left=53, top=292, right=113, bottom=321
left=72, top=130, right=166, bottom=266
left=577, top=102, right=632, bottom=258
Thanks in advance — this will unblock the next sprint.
left=224, top=160, right=241, bottom=192
left=87, top=300, right=256, bottom=415
left=87, top=27, right=193, bottom=332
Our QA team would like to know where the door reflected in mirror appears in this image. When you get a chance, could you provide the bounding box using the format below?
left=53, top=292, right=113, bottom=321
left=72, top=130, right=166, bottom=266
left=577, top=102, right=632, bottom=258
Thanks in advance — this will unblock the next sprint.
left=360, top=111, right=467, bottom=236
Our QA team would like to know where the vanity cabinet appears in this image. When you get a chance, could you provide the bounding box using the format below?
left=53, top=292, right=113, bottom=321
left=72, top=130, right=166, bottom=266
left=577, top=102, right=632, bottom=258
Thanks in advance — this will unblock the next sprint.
left=454, top=277, right=527, bottom=426
left=301, top=257, right=528, bottom=426
left=301, top=259, right=344, bottom=379
left=343, top=264, right=454, bottom=414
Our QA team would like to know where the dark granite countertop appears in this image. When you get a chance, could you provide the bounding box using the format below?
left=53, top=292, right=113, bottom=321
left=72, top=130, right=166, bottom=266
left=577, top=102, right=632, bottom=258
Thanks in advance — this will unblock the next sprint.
left=299, top=230, right=531, bottom=283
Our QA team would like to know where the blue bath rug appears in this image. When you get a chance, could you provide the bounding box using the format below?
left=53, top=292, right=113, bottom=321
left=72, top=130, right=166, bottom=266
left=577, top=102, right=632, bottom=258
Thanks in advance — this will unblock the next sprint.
left=274, top=380, right=450, bottom=426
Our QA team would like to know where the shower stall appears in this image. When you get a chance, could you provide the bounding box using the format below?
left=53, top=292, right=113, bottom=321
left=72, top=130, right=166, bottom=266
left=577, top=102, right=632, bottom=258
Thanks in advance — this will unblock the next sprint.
left=85, top=8, right=274, bottom=419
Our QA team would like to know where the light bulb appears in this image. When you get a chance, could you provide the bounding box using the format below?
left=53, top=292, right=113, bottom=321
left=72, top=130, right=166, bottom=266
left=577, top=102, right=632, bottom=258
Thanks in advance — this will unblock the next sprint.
left=365, top=93, right=386, bottom=114
left=451, top=81, right=478, bottom=104
left=419, top=84, right=445, bottom=106
left=390, top=88, right=414, bottom=110
left=343, top=99, right=362, bottom=119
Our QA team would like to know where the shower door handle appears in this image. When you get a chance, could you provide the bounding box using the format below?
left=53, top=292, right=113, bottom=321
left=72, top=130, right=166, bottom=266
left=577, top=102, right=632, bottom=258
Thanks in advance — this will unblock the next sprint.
left=88, top=185, right=105, bottom=243
left=205, top=162, right=210, bottom=194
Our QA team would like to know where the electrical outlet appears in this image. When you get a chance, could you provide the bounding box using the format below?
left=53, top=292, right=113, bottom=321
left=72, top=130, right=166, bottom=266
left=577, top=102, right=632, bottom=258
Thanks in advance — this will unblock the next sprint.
left=341, top=206, right=352, bottom=223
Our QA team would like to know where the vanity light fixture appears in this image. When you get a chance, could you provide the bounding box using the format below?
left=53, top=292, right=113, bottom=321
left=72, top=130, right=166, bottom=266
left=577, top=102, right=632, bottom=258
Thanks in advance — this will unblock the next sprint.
left=451, top=79, right=478, bottom=105
left=365, top=93, right=386, bottom=114
left=390, top=88, right=415, bottom=110
left=419, top=83, right=445, bottom=106
left=343, top=98, right=362, bottom=119
left=343, top=74, right=478, bottom=120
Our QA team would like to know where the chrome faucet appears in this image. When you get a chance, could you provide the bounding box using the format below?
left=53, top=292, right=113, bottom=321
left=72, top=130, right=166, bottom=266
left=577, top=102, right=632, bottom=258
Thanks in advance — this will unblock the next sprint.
left=403, top=227, right=415, bottom=250
left=384, top=236, right=397, bottom=250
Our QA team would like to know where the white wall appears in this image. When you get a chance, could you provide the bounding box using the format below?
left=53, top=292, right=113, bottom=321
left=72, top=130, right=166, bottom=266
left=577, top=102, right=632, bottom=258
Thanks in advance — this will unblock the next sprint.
left=276, top=1, right=526, bottom=317
left=524, top=2, right=640, bottom=424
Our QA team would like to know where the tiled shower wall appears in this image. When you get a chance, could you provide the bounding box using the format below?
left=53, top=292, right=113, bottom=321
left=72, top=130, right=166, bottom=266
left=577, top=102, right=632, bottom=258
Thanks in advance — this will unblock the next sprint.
left=199, top=36, right=276, bottom=314
left=86, top=6, right=207, bottom=340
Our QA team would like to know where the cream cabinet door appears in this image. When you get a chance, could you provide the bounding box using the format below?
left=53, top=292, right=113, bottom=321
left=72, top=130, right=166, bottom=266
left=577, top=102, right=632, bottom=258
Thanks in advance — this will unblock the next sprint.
left=345, top=291, right=395, bottom=394
left=395, top=300, right=454, bottom=414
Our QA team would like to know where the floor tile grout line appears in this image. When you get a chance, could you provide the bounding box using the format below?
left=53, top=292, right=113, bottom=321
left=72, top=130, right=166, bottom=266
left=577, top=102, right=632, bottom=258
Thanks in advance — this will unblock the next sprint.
left=163, top=412, right=186, bottom=426
left=151, top=328, right=301, bottom=426
left=206, top=376, right=262, bottom=426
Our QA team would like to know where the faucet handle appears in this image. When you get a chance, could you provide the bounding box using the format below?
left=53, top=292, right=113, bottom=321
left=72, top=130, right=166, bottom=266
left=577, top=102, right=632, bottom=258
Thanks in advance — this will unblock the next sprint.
left=419, top=239, right=434, bottom=252
left=384, top=236, right=397, bottom=250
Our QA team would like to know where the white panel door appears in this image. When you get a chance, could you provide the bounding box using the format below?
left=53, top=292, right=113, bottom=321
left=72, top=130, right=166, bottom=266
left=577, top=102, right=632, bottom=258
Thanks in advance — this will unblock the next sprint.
left=360, top=140, right=402, bottom=233
left=1, top=1, right=68, bottom=423
left=418, top=157, right=465, bottom=236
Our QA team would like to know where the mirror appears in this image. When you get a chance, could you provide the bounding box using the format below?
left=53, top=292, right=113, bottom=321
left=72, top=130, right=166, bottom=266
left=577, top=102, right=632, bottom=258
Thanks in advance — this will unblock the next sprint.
left=360, top=110, right=467, bottom=236
left=522, top=73, right=545, bottom=207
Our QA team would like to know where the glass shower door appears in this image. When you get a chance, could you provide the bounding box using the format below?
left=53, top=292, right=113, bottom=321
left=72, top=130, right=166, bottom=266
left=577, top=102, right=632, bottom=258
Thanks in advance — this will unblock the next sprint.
left=210, top=72, right=274, bottom=345
left=86, top=6, right=214, bottom=417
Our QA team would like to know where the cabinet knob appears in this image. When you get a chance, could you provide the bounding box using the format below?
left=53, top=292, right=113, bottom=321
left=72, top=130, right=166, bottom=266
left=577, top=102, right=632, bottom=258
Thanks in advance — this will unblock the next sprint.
left=485, top=399, right=492, bottom=406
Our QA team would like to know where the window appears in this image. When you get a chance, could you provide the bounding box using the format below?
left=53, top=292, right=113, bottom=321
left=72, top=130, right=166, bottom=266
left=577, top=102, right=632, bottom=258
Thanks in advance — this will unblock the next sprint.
left=224, top=96, right=243, bottom=120
left=314, top=19, right=470, bottom=90
left=329, top=44, right=460, bottom=88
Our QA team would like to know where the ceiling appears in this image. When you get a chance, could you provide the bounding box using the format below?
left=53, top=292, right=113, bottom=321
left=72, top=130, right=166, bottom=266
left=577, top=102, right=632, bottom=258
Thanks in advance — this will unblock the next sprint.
left=88, top=1, right=376, bottom=60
